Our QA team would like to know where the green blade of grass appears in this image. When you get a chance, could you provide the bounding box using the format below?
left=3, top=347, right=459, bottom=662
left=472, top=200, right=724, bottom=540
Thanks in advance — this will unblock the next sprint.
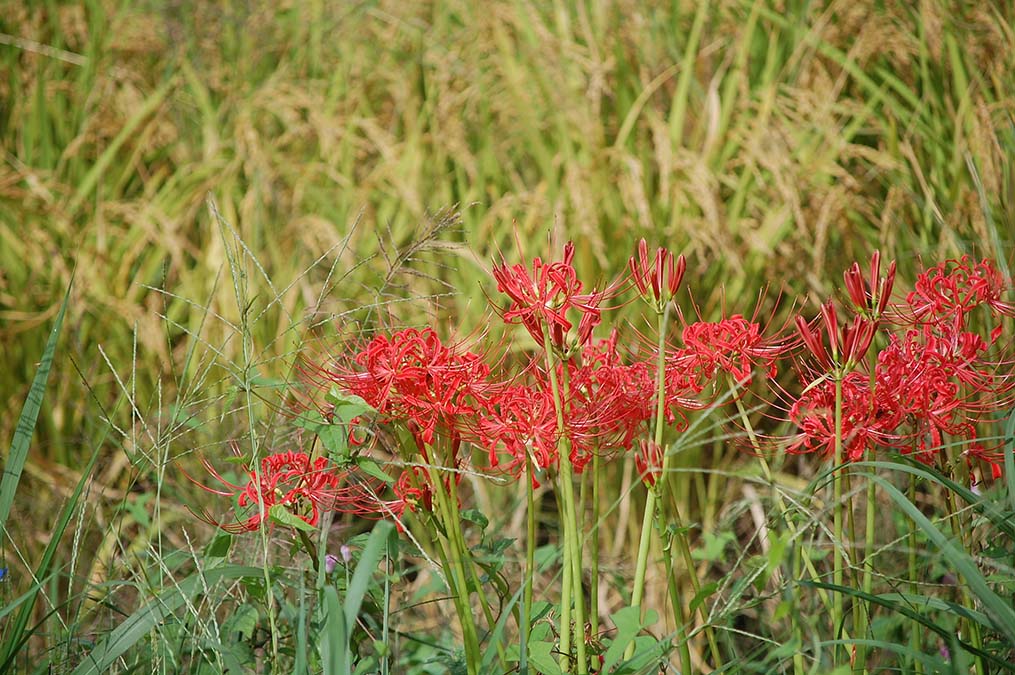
left=803, top=581, right=1015, bottom=672
left=0, top=277, right=72, bottom=534
left=320, top=585, right=347, bottom=675
left=69, top=565, right=266, bottom=675
left=344, top=520, right=394, bottom=629
left=865, top=474, right=1015, bottom=645
left=64, top=77, right=175, bottom=219
left=319, top=520, right=394, bottom=675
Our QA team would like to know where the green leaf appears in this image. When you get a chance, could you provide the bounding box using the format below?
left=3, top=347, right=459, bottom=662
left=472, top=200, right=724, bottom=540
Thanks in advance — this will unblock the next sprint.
left=319, top=585, right=347, bottom=675
left=460, top=508, right=489, bottom=530
left=871, top=475, right=1015, bottom=645
left=319, top=425, right=352, bottom=463
left=688, top=581, right=719, bottom=615
left=601, top=606, right=657, bottom=672
left=268, top=504, right=317, bottom=533
left=326, top=387, right=375, bottom=423
left=343, top=521, right=395, bottom=630
left=221, top=604, right=258, bottom=641
left=526, top=641, right=563, bottom=675
left=691, top=530, right=735, bottom=562
left=355, top=457, right=394, bottom=484
left=206, top=532, right=232, bottom=558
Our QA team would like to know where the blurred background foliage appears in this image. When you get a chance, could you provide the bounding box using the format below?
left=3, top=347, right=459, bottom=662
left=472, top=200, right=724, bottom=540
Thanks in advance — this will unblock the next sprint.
left=2, top=0, right=1015, bottom=566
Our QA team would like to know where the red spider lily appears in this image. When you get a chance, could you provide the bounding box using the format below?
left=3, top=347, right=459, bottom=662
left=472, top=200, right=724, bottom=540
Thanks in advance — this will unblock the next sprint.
left=628, top=239, right=686, bottom=310
left=635, top=439, right=664, bottom=487
left=964, top=444, right=1004, bottom=482
left=474, top=334, right=656, bottom=478
left=492, top=241, right=613, bottom=354
left=474, top=383, right=559, bottom=482
left=319, top=328, right=492, bottom=450
left=796, top=302, right=877, bottom=371
left=393, top=467, right=433, bottom=513
left=564, top=336, right=657, bottom=469
left=904, top=256, right=1015, bottom=332
left=190, top=451, right=386, bottom=533
left=786, top=373, right=901, bottom=462
left=843, top=250, right=896, bottom=318
left=874, top=327, right=1010, bottom=463
left=670, top=315, right=786, bottom=391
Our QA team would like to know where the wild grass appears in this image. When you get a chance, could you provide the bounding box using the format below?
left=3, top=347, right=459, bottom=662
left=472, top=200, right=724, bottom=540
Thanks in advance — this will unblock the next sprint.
left=2, top=0, right=1015, bottom=672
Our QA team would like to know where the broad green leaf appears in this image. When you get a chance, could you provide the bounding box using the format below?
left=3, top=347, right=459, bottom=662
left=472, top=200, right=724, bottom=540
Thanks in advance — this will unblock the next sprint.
left=355, top=457, right=394, bottom=484
left=460, top=508, right=489, bottom=530
left=221, top=603, right=258, bottom=641
left=326, top=387, right=375, bottom=423
left=268, top=504, right=317, bottom=533
left=206, top=532, right=233, bottom=558
left=526, top=641, right=563, bottom=675
left=601, top=606, right=657, bottom=672
left=319, top=585, right=347, bottom=675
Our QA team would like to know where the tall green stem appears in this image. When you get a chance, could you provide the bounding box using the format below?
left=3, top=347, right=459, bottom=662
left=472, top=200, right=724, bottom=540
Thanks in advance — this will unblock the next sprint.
left=832, top=375, right=845, bottom=665
left=520, top=457, right=537, bottom=674
left=907, top=474, right=923, bottom=675
left=590, top=453, right=601, bottom=636
left=446, top=465, right=508, bottom=670
left=425, top=463, right=482, bottom=675
left=627, top=304, right=697, bottom=669
left=541, top=325, right=588, bottom=674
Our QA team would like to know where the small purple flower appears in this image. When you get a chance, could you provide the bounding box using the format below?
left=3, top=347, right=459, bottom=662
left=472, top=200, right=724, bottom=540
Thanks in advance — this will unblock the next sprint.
left=340, top=544, right=352, bottom=563
left=325, top=553, right=340, bottom=574
left=939, top=643, right=950, bottom=661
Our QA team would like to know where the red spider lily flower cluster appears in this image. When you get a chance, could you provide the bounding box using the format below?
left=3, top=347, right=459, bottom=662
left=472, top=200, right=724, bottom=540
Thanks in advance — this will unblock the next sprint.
left=475, top=383, right=560, bottom=479
left=787, top=372, right=900, bottom=461
left=473, top=334, right=658, bottom=481
left=787, top=252, right=1015, bottom=479
left=493, top=242, right=610, bottom=354
left=191, top=451, right=397, bottom=532
left=905, top=256, right=1015, bottom=333
left=320, top=327, right=492, bottom=453
left=393, top=467, right=434, bottom=514
left=629, top=238, right=686, bottom=311
left=670, top=315, right=785, bottom=392
left=190, top=239, right=1015, bottom=537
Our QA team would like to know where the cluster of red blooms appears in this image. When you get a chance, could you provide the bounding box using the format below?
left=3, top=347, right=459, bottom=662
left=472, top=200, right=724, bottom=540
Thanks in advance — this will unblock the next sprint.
left=190, top=450, right=400, bottom=532
left=788, top=255, right=1015, bottom=480
left=193, top=244, right=1015, bottom=531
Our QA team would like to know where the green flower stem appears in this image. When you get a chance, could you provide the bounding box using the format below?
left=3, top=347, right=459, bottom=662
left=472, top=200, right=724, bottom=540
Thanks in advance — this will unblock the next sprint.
left=663, top=487, right=723, bottom=669
left=832, top=375, right=845, bottom=665
left=446, top=465, right=508, bottom=670
left=521, top=456, right=537, bottom=674
left=858, top=475, right=876, bottom=674
left=856, top=346, right=880, bottom=675
left=431, top=536, right=480, bottom=675
left=541, top=324, right=587, bottom=674
left=590, top=453, right=601, bottom=636
left=907, top=474, right=923, bottom=675
left=627, top=303, right=697, bottom=670
left=425, top=463, right=482, bottom=675
left=661, top=543, right=693, bottom=675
